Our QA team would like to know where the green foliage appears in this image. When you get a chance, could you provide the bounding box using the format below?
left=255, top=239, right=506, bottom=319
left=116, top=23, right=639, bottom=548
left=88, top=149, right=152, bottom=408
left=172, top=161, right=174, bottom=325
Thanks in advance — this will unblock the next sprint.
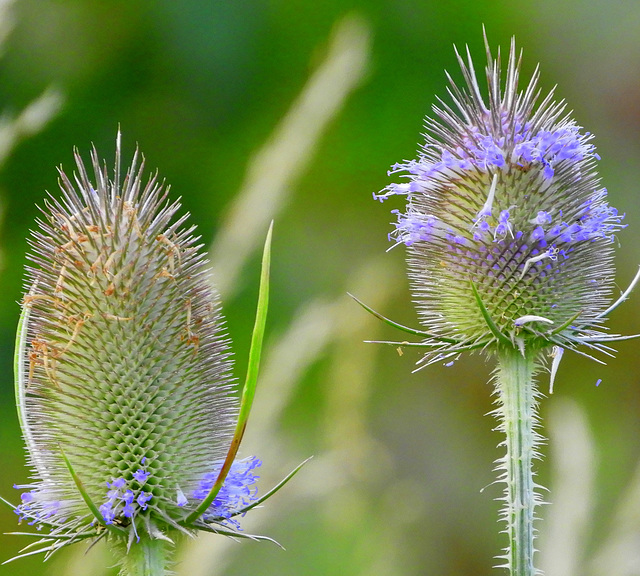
left=1, top=2, right=639, bottom=576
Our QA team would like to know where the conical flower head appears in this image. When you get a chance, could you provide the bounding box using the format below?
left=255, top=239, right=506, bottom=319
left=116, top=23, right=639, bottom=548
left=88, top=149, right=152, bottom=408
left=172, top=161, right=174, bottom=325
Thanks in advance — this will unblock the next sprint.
left=14, top=137, right=260, bottom=547
left=377, top=39, right=625, bottom=360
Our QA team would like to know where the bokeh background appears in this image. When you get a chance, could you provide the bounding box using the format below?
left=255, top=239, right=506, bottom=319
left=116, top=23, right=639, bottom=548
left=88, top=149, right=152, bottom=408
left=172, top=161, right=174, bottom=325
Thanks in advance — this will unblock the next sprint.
left=0, top=1, right=639, bottom=575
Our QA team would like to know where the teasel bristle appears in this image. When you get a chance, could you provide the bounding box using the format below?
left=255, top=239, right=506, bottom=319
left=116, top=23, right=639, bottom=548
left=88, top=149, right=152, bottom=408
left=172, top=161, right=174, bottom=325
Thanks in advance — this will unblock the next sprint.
left=376, top=37, right=629, bottom=365
left=12, top=133, right=262, bottom=554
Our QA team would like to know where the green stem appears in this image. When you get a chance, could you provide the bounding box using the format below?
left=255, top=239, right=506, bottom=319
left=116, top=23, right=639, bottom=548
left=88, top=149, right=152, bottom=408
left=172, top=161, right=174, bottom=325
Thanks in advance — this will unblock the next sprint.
left=115, top=537, right=169, bottom=576
left=494, top=348, right=542, bottom=576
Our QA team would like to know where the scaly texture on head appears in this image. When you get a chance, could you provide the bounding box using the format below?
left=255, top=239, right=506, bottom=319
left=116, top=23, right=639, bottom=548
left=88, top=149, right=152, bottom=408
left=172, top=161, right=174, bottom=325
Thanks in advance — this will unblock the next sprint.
left=376, top=38, right=625, bottom=364
left=371, top=35, right=639, bottom=576
left=14, top=135, right=260, bottom=553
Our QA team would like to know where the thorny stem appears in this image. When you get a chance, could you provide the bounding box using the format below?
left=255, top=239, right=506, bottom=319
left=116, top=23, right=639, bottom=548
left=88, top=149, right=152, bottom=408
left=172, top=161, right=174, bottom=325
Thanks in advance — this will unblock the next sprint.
left=115, top=537, right=169, bottom=576
left=494, top=348, right=542, bottom=576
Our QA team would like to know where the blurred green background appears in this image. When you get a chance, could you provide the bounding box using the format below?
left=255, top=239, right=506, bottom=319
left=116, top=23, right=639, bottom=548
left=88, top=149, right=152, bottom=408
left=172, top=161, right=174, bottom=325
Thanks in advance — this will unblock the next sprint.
left=0, top=1, right=639, bottom=575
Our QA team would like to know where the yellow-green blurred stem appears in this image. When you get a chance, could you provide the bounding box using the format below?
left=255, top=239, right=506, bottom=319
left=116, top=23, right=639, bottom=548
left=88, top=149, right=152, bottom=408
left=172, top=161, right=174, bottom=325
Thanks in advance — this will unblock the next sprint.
left=495, top=348, right=541, bottom=576
left=114, top=537, right=170, bottom=576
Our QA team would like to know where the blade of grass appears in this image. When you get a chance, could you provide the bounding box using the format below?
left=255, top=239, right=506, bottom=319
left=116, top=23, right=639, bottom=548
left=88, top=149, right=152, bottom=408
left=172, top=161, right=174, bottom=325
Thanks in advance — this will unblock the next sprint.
left=185, top=223, right=272, bottom=524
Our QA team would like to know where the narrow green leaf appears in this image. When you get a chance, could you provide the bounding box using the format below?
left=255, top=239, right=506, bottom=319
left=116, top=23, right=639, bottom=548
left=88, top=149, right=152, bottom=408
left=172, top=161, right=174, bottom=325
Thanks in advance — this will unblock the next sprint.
left=229, top=456, right=312, bottom=518
left=185, top=222, right=272, bottom=524
left=367, top=339, right=490, bottom=352
left=469, top=279, right=512, bottom=347
left=549, top=310, right=582, bottom=336
left=348, top=292, right=460, bottom=343
left=58, top=445, right=124, bottom=537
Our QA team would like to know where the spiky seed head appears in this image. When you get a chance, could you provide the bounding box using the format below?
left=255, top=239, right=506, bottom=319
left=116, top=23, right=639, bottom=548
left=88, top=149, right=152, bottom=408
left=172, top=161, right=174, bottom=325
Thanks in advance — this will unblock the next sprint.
left=376, top=38, right=625, bottom=361
left=14, top=135, right=260, bottom=549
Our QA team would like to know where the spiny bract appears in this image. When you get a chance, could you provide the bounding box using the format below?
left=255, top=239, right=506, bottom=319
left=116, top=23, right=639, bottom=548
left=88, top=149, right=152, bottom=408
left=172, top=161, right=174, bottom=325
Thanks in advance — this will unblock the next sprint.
left=13, top=135, right=261, bottom=553
left=376, top=39, right=626, bottom=365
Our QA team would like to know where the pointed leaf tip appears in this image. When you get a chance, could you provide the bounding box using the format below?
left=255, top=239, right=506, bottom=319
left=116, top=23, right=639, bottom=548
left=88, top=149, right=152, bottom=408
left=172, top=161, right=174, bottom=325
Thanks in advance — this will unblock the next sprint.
left=469, top=279, right=512, bottom=347
left=59, top=444, right=124, bottom=538
left=347, top=292, right=460, bottom=343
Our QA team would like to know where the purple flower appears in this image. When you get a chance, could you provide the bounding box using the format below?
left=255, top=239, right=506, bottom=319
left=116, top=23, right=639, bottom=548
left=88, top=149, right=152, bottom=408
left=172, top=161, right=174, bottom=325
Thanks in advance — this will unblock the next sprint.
left=137, top=492, right=152, bottom=510
left=133, top=469, right=150, bottom=484
left=176, top=488, right=188, bottom=507
left=375, top=37, right=628, bottom=367
left=194, top=456, right=261, bottom=527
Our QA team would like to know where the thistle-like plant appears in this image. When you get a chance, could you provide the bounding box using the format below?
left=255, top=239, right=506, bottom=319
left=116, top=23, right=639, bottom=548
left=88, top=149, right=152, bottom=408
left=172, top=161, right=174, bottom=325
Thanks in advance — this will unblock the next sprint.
left=3, top=134, right=304, bottom=575
left=366, top=37, right=639, bottom=575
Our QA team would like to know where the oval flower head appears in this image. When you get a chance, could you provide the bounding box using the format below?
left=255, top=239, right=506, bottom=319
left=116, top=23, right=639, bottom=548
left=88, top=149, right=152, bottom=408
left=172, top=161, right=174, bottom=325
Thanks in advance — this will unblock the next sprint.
left=6, top=135, right=303, bottom=573
left=371, top=36, right=638, bottom=576
left=376, top=38, right=636, bottom=367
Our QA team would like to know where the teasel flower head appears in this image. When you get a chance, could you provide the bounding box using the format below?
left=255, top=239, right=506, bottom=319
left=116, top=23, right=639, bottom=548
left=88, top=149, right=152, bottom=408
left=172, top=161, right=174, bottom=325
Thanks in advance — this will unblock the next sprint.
left=373, top=37, right=638, bottom=371
left=5, top=134, right=303, bottom=570
left=368, top=35, right=640, bottom=576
